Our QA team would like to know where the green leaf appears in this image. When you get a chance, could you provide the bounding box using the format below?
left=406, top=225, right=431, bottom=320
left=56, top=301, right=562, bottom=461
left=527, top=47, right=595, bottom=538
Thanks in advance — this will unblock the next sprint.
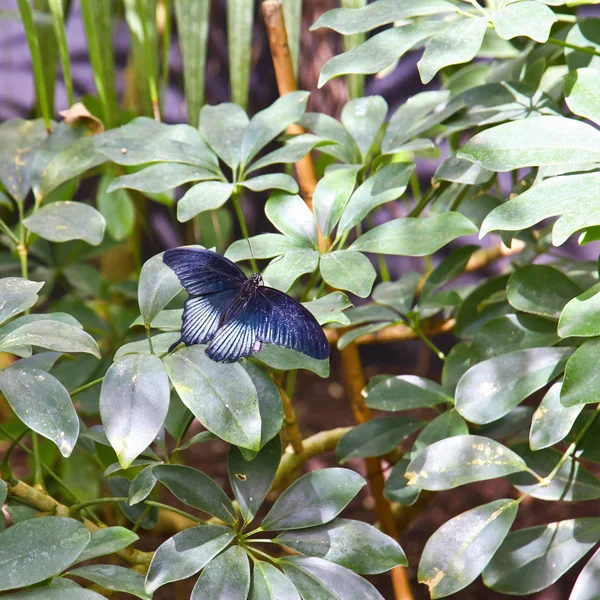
left=302, top=292, right=352, bottom=326
left=341, top=96, right=387, bottom=160
left=145, top=525, right=235, bottom=593
left=240, top=174, right=299, bottom=194
left=570, top=546, right=600, bottom=600
left=241, top=91, right=310, bottom=166
left=177, top=181, right=235, bottom=222
left=262, top=249, right=320, bottom=293
left=38, top=136, right=106, bottom=201
left=108, top=163, right=217, bottom=194
left=1, top=587, right=105, bottom=599
left=509, top=444, right=600, bottom=501
left=470, top=314, right=559, bottom=364
left=530, top=382, right=583, bottom=450
left=227, top=0, right=253, bottom=108
left=23, top=201, right=105, bottom=245
left=411, top=410, right=469, bottom=458
left=67, top=565, right=150, bottom=600
left=405, top=435, right=527, bottom=490
left=226, top=234, right=307, bottom=262
left=365, top=375, right=453, bottom=411
left=114, top=332, right=180, bottom=360
left=483, top=518, right=600, bottom=594
left=561, top=338, right=600, bottom=407
left=337, top=163, right=413, bottom=238
left=434, top=154, right=493, bottom=185
left=100, top=354, right=170, bottom=468
left=280, top=557, right=384, bottom=600
left=262, top=468, right=365, bottom=531
left=129, top=464, right=158, bottom=505
left=419, top=499, right=518, bottom=599
left=372, top=271, right=420, bottom=314
left=228, top=436, right=281, bottom=524
left=200, top=103, right=249, bottom=168
left=164, top=345, right=261, bottom=450
left=0, top=320, right=100, bottom=358
left=250, top=561, right=300, bottom=600
left=138, top=251, right=183, bottom=327
left=565, top=18, right=600, bottom=71
left=336, top=416, right=423, bottom=462
left=265, top=193, right=318, bottom=248
left=0, top=480, right=6, bottom=505
left=454, top=274, right=510, bottom=338
left=384, top=457, right=420, bottom=506
left=418, top=17, right=488, bottom=84
left=455, top=348, right=571, bottom=424
left=243, top=362, right=283, bottom=448
left=565, top=68, right=600, bottom=126
left=0, top=278, right=43, bottom=326
left=255, top=344, right=330, bottom=378
left=97, top=172, right=135, bottom=242
left=459, top=116, right=600, bottom=172
left=313, top=168, right=357, bottom=238
left=507, top=265, right=581, bottom=319
left=249, top=134, right=330, bottom=172
left=350, top=212, right=477, bottom=255
left=420, top=245, right=477, bottom=302
left=153, top=464, right=237, bottom=524
left=108, top=477, right=158, bottom=530
left=559, top=281, right=600, bottom=338
left=442, top=342, right=471, bottom=395
left=320, top=250, right=375, bottom=298
left=277, top=517, right=406, bottom=575
left=75, top=527, right=139, bottom=564
left=311, top=0, right=457, bottom=34
left=97, top=118, right=217, bottom=170
left=191, top=545, right=250, bottom=600
left=491, top=2, right=556, bottom=43
left=0, top=516, right=90, bottom=591
left=0, top=366, right=78, bottom=457
left=0, top=119, right=47, bottom=203
left=174, top=0, right=210, bottom=126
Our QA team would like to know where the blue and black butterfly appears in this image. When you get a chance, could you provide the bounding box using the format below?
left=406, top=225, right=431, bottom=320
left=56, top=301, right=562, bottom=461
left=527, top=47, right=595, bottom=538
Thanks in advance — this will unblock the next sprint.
left=163, top=248, right=330, bottom=363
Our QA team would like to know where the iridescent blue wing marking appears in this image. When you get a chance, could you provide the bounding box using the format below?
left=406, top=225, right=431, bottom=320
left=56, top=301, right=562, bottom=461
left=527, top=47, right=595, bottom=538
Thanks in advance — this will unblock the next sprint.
left=162, top=248, right=246, bottom=350
left=257, top=287, right=330, bottom=360
left=163, top=248, right=246, bottom=295
left=206, top=286, right=329, bottom=363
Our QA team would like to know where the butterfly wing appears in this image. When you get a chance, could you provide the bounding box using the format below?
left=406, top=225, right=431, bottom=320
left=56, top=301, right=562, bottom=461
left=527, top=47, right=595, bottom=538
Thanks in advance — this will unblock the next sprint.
left=206, top=286, right=330, bottom=363
left=163, top=248, right=246, bottom=295
left=163, top=248, right=246, bottom=349
left=258, top=287, right=330, bottom=360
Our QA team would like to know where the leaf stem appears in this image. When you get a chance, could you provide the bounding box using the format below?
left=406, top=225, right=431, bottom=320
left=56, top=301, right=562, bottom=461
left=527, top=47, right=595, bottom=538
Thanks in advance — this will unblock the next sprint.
left=0, top=427, right=30, bottom=478
left=411, top=322, right=446, bottom=361
left=70, top=377, right=104, bottom=398
left=547, top=37, right=600, bottom=59
left=0, top=217, right=21, bottom=246
left=244, top=544, right=279, bottom=564
left=144, top=500, right=205, bottom=524
left=31, top=433, right=44, bottom=489
left=232, top=191, right=258, bottom=273
left=145, top=325, right=156, bottom=354
left=70, top=496, right=129, bottom=516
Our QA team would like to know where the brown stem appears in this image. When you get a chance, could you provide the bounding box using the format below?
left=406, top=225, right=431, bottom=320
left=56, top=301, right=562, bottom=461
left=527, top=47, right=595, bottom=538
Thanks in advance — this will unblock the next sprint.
left=279, top=387, right=304, bottom=453
left=5, top=479, right=152, bottom=570
left=340, top=343, right=414, bottom=600
left=261, top=0, right=318, bottom=213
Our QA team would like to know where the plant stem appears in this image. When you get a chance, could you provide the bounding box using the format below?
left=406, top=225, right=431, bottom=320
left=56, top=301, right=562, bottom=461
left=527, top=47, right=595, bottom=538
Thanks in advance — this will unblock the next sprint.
left=547, top=37, right=600, bottom=58
left=232, top=191, right=258, bottom=273
left=145, top=326, right=155, bottom=354
left=412, top=323, right=446, bottom=361
left=0, top=217, right=20, bottom=246
left=144, top=500, right=205, bottom=524
left=70, top=377, right=104, bottom=398
left=244, top=545, right=279, bottom=564
left=238, top=526, right=264, bottom=541
left=279, top=386, right=304, bottom=454
left=0, top=427, right=30, bottom=478
left=70, top=496, right=129, bottom=516
left=31, top=433, right=44, bottom=489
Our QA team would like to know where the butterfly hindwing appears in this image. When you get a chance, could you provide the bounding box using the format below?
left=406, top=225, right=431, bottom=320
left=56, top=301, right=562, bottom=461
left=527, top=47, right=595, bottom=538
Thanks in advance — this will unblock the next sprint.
left=163, top=248, right=246, bottom=295
left=258, top=287, right=330, bottom=360
left=180, top=291, right=239, bottom=346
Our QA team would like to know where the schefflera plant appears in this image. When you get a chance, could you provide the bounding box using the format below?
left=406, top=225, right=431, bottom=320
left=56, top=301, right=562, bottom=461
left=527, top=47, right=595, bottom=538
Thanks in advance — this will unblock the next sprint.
left=142, top=439, right=406, bottom=599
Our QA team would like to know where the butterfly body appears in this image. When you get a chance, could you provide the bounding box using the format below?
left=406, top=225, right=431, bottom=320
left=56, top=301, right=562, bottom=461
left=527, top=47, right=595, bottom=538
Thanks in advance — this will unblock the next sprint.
left=163, top=248, right=329, bottom=363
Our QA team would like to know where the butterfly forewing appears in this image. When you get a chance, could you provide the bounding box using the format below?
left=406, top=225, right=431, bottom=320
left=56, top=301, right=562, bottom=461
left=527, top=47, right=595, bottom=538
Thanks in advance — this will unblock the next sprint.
left=163, top=248, right=246, bottom=295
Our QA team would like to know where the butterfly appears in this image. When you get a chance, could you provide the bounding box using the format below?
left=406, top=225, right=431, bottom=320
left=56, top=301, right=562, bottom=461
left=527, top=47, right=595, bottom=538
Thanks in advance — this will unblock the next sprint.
left=163, top=248, right=330, bottom=363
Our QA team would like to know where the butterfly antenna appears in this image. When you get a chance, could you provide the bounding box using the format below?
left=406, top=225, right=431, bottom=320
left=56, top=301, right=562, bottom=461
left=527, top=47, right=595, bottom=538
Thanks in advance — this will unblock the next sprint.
left=247, top=238, right=258, bottom=274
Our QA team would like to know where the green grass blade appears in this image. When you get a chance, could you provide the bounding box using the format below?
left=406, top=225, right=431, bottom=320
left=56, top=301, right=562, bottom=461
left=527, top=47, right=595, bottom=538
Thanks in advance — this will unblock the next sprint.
left=33, top=0, right=58, bottom=117
left=16, top=0, right=52, bottom=130
left=48, top=0, right=74, bottom=107
left=174, top=0, right=210, bottom=127
left=80, top=0, right=119, bottom=127
left=227, top=0, right=253, bottom=109
left=340, top=0, right=367, bottom=99
left=159, top=0, right=172, bottom=111
left=282, top=0, right=301, bottom=79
